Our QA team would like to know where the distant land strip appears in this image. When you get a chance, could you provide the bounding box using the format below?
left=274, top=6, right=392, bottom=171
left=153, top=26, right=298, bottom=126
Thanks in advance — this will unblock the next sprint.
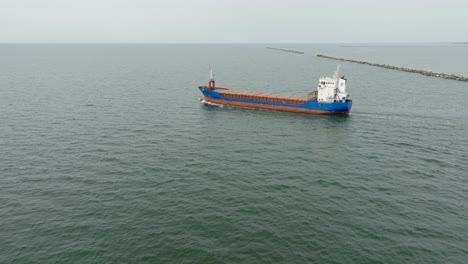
left=267, top=47, right=304, bottom=54
left=339, top=45, right=468, bottom=48
left=316, top=54, right=468, bottom=82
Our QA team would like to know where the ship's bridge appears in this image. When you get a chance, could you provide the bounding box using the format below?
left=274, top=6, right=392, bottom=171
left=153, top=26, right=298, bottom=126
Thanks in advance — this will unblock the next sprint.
left=317, top=74, right=348, bottom=103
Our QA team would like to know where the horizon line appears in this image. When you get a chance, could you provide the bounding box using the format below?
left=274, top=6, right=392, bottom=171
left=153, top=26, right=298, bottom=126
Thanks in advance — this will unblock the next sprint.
left=0, top=41, right=465, bottom=45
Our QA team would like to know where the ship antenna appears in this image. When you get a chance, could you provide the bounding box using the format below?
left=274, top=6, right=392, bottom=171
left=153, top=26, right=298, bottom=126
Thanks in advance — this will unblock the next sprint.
left=334, top=65, right=340, bottom=78
left=210, top=68, right=214, bottom=80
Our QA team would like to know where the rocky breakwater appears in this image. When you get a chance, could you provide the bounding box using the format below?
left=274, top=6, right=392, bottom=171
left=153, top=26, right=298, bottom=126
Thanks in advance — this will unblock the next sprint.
left=317, top=54, right=468, bottom=82
left=267, top=47, right=304, bottom=54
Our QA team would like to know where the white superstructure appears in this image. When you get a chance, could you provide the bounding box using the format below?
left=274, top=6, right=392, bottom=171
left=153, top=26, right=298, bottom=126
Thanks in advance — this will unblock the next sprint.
left=317, top=66, right=350, bottom=103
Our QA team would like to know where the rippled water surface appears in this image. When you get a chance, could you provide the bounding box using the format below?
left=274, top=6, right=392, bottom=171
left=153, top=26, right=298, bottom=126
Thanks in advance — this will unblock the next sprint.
left=1, top=44, right=468, bottom=263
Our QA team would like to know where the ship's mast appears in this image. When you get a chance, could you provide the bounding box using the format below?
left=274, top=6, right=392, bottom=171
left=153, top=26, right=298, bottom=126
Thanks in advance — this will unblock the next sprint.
left=334, top=65, right=340, bottom=78
left=208, top=68, right=215, bottom=90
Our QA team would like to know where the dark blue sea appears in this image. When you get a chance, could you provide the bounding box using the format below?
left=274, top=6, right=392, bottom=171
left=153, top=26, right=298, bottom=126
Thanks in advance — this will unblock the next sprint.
left=1, top=44, right=467, bottom=263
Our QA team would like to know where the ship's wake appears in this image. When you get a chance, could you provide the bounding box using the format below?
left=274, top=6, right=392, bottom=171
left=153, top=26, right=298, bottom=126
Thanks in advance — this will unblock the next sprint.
left=200, top=99, right=223, bottom=107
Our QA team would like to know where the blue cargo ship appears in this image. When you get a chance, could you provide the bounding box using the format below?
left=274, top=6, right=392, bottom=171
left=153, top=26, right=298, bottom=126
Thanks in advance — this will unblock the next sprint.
left=198, top=67, right=352, bottom=115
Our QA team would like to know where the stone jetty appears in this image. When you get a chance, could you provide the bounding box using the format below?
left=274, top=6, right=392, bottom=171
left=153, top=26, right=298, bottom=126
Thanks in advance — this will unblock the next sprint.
left=267, top=47, right=304, bottom=54
left=316, top=54, right=468, bottom=82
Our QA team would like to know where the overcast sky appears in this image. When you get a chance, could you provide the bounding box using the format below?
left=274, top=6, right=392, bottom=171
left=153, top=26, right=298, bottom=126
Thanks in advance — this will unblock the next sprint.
left=1, top=0, right=466, bottom=43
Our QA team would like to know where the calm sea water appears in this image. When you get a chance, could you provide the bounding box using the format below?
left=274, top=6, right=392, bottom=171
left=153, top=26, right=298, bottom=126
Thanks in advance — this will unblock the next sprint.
left=1, top=44, right=467, bottom=263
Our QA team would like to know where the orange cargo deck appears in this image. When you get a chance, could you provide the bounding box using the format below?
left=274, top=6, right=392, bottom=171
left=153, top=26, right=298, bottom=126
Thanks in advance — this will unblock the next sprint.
left=207, top=87, right=311, bottom=104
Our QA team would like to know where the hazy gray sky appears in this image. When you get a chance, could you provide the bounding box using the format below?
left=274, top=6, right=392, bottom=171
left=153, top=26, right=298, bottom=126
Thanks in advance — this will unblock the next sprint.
left=1, top=0, right=466, bottom=43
